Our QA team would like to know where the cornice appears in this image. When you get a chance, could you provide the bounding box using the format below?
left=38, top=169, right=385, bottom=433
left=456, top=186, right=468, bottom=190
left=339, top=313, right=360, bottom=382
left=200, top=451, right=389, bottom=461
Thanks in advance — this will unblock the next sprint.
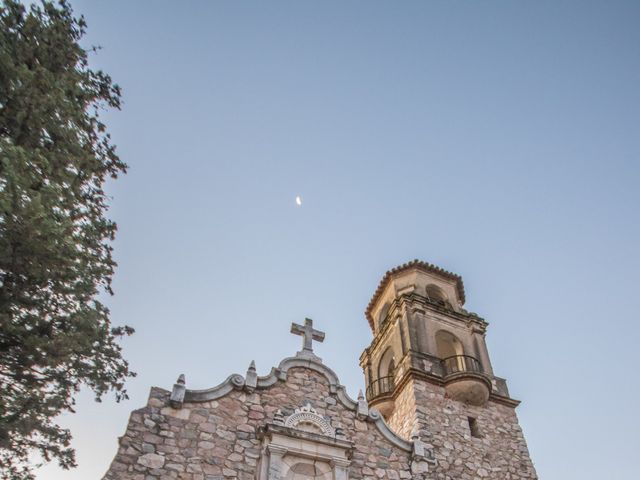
left=366, top=260, right=467, bottom=329
left=361, top=294, right=487, bottom=364
left=367, top=409, right=413, bottom=451
left=257, top=423, right=354, bottom=451
left=405, top=293, right=486, bottom=326
left=375, top=368, right=521, bottom=410
left=360, top=306, right=402, bottom=365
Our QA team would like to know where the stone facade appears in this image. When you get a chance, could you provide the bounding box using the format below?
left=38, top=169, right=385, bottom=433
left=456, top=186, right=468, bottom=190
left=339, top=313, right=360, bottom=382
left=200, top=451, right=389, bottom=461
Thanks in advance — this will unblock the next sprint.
left=103, top=355, right=430, bottom=480
left=386, top=377, right=417, bottom=441
left=390, top=378, right=536, bottom=479
left=103, top=261, right=537, bottom=480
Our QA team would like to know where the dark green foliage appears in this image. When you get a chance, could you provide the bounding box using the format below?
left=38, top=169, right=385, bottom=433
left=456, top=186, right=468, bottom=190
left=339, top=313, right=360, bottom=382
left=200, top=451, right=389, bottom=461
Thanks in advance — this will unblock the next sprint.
left=0, top=1, right=134, bottom=478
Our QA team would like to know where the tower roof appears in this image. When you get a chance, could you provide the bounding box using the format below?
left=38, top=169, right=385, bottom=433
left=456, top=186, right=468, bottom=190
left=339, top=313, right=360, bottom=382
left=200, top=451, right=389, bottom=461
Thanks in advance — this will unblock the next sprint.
left=365, top=259, right=466, bottom=329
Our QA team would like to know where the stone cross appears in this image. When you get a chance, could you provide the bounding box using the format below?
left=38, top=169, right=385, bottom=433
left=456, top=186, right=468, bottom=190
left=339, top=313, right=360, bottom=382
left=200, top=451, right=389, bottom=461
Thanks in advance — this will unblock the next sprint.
left=290, top=318, right=325, bottom=354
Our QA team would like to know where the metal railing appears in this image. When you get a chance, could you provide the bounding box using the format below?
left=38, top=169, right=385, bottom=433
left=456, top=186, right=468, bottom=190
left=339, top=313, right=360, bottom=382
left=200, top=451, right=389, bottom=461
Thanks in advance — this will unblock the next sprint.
left=441, top=355, right=483, bottom=377
left=365, top=375, right=395, bottom=401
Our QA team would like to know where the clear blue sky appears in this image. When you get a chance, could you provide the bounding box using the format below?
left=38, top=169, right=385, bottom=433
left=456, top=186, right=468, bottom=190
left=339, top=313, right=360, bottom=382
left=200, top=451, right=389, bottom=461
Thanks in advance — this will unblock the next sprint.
left=38, top=1, right=639, bottom=479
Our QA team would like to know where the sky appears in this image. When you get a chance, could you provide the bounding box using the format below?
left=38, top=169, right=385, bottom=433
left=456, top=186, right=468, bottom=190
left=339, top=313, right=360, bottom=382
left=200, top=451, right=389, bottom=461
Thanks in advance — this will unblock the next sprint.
left=35, top=1, right=640, bottom=479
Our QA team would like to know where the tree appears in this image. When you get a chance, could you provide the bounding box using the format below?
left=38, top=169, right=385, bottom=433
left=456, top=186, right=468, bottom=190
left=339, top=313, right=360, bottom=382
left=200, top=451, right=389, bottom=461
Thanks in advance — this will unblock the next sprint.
left=0, top=1, right=134, bottom=478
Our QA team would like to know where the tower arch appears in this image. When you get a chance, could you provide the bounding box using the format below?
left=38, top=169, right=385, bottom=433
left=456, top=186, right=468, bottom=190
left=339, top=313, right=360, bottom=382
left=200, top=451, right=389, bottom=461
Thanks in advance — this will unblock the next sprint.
left=377, top=346, right=396, bottom=380
left=377, top=302, right=391, bottom=329
left=426, top=284, right=449, bottom=308
left=434, top=330, right=464, bottom=359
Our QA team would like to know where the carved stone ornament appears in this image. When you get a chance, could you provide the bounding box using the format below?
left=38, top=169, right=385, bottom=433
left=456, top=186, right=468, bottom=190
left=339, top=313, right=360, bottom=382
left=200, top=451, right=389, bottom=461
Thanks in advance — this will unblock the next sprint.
left=284, top=403, right=335, bottom=436
left=256, top=421, right=353, bottom=480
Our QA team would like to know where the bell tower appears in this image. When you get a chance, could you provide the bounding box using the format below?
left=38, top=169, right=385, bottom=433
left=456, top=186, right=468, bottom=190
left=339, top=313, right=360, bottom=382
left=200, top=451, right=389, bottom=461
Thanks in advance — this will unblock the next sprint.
left=360, top=261, right=536, bottom=479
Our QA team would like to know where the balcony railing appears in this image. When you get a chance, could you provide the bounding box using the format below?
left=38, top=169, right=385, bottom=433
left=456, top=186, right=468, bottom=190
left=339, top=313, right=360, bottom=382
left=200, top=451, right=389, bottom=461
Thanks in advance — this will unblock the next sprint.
left=441, top=355, right=484, bottom=377
left=365, top=375, right=395, bottom=401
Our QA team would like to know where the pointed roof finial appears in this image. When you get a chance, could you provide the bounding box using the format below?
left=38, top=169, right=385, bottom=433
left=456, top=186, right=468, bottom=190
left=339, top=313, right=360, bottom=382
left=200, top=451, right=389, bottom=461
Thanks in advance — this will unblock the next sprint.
left=170, top=374, right=186, bottom=408
left=357, top=389, right=368, bottom=418
left=245, top=360, right=257, bottom=390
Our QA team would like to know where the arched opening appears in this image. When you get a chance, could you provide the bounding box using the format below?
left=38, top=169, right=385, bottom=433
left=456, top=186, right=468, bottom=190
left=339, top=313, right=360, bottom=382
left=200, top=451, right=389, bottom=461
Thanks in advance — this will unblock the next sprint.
left=368, top=347, right=395, bottom=399
left=426, top=284, right=448, bottom=307
left=378, top=347, right=396, bottom=379
left=435, top=330, right=465, bottom=372
left=377, top=302, right=391, bottom=328
left=435, top=330, right=463, bottom=358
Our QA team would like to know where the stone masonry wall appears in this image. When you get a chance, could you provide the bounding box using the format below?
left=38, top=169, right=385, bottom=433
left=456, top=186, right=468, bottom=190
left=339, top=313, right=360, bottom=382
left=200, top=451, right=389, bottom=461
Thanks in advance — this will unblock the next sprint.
left=386, top=380, right=418, bottom=441
left=396, top=378, right=538, bottom=480
left=103, top=367, right=412, bottom=480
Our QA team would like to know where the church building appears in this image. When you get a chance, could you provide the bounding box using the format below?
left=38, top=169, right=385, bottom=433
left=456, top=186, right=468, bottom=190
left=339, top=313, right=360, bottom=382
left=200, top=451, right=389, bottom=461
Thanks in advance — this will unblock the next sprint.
left=103, top=260, right=537, bottom=480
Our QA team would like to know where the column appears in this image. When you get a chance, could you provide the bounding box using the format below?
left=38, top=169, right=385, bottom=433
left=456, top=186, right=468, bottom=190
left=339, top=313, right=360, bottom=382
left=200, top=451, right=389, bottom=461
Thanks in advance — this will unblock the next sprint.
left=474, top=331, right=494, bottom=376
left=267, top=446, right=287, bottom=480
left=332, top=459, right=350, bottom=480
